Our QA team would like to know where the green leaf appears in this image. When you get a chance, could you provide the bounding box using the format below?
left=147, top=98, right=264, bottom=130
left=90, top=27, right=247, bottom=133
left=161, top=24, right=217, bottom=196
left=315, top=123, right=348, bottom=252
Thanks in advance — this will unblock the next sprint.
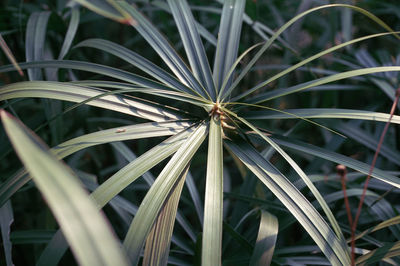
left=123, top=123, right=207, bottom=265
left=230, top=31, right=399, bottom=101
left=117, top=1, right=209, bottom=99
left=0, top=34, right=23, bottom=76
left=213, top=0, right=245, bottom=93
left=36, top=230, right=67, bottom=266
left=225, top=139, right=351, bottom=265
left=10, top=230, right=54, bottom=244
left=0, top=81, right=183, bottom=122
left=230, top=113, right=346, bottom=244
left=73, top=0, right=125, bottom=22
left=249, top=66, right=400, bottom=104
left=0, top=60, right=184, bottom=96
left=0, top=120, right=190, bottom=207
left=353, top=215, right=400, bottom=242
left=25, top=11, right=51, bottom=80
left=355, top=241, right=400, bottom=265
left=58, top=7, right=80, bottom=60
left=250, top=211, right=278, bottom=266
left=202, top=116, right=223, bottom=266
left=91, top=128, right=192, bottom=209
left=168, top=0, right=215, bottom=99
left=226, top=3, right=398, bottom=101
left=243, top=108, right=400, bottom=124
left=271, top=134, right=400, bottom=189
left=0, top=110, right=130, bottom=266
left=74, top=39, right=194, bottom=95
left=143, top=165, right=189, bottom=266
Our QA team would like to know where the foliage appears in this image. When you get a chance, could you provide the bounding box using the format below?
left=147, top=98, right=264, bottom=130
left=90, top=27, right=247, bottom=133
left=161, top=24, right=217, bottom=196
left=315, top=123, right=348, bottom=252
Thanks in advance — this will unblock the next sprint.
left=1, top=0, right=400, bottom=265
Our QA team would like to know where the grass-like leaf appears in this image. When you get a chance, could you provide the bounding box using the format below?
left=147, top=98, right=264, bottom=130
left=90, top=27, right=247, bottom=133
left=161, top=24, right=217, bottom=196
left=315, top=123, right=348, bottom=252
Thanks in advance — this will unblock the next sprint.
left=143, top=165, right=189, bottom=266
left=226, top=139, right=351, bottom=265
left=213, top=0, right=245, bottom=94
left=250, top=211, right=278, bottom=266
left=117, top=1, right=209, bottom=99
left=0, top=110, right=130, bottom=266
left=123, top=123, right=207, bottom=265
left=25, top=11, right=51, bottom=81
left=0, top=81, right=183, bottom=122
left=355, top=241, right=400, bottom=265
left=168, top=0, right=215, bottom=99
left=58, top=7, right=80, bottom=60
left=202, top=115, right=223, bottom=265
left=271, top=134, right=400, bottom=189
left=243, top=108, right=400, bottom=124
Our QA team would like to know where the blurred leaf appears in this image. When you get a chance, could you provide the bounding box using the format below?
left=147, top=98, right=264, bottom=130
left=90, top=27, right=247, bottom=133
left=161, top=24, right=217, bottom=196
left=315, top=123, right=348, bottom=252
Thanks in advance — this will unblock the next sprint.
left=0, top=201, right=13, bottom=266
left=0, top=34, right=23, bottom=76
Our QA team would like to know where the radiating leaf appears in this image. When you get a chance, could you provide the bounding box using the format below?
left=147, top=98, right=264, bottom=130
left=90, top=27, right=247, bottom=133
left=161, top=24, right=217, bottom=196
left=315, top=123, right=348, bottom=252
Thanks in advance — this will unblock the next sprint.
left=243, top=108, right=400, bottom=124
left=271, top=134, right=400, bottom=189
left=123, top=123, right=207, bottom=265
left=227, top=3, right=398, bottom=101
left=0, top=60, right=185, bottom=96
left=0, top=110, right=130, bottom=266
left=168, top=0, right=215, bottom=99
left=0, top=120, right=191, bottom=207
left=202, top=115, right=223, bottom=266
left=229, top=31, right=399, bottom=101
left=117, top=1, right=208, bottom=99
left=74, top=39, right=194, bottom=95
left=213, top=0, right=245, bottom=93
left=226, top=139, right=351, bottom=265
left=0, top=81, right=183, bottom=122
left=231, top=113, right=346, bottom=243
left=353, top=215, right=400, bottom=242
left=143, top=165, right=189, bottom=266
left=250, top=67, right=400, bottom=104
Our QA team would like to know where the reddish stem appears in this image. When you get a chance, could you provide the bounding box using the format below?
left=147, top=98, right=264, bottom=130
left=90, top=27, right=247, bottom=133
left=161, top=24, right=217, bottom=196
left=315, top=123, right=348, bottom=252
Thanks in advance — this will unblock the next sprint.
left=350, top=87, right=400, bottom=265
left=337, top=165, right=353, bottom=227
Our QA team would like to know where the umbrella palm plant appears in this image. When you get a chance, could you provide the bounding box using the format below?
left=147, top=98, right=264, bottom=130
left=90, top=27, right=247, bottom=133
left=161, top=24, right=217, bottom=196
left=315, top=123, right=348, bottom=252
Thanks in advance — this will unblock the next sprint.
left=1, top=0, right=400, bottom=265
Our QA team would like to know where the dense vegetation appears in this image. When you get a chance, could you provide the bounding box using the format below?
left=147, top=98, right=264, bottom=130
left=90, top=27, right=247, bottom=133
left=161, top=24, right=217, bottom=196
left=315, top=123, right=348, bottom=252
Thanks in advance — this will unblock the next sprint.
left=1, top=0, right=400, bottom=265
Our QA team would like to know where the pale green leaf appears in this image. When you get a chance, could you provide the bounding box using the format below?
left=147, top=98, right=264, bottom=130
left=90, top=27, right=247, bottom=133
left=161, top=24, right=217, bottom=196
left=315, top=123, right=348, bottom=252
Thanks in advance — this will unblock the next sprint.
left=226, top=140, right=351, bottom=265
left=143, top=166, right=189, bottom=266
left=202, top=116, right=223, bottom=266
left=123, top=123, right=207, bottom=265
left=1, top=110, right=130, bottom=266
